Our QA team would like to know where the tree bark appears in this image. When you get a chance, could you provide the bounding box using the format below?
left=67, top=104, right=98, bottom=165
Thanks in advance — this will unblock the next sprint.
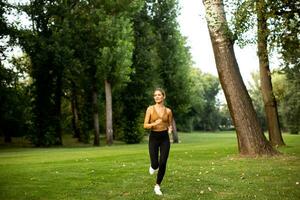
left=92, top=82, right=100, bottom=146
left=105, top=79, right=113, bottom=145
left=54, top=69, right=62, bottom=145
left=256, top=0, right=285, bottom=146
left=203, top=0, right=278, bottom=156
left=172, top=118, right=179, bottom=143
left=71, top=82, right=81, bottom=140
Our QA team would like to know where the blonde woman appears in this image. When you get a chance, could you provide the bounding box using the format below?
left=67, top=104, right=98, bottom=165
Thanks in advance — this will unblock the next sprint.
left=144, top=88, right=173, bottom=196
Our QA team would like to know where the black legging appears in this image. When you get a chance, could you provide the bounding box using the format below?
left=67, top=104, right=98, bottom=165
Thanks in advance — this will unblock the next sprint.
left=149, top=130, right=170, bottom=185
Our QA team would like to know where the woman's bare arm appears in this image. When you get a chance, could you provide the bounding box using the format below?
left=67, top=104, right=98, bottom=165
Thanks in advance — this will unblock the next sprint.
left=167, top=108, right=173, bottom=133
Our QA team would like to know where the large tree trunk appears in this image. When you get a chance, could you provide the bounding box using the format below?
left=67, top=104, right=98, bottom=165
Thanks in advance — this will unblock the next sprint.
left=105, top=79, right=113, bottom=145
left=256, top=0, right=285, bottom=146
left=92, top=82, right=100, bottom=146
left=203, top=0, right=277, bottom=156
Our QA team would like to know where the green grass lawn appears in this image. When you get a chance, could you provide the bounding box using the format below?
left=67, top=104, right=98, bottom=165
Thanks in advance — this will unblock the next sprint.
left=0, top=132, right=299, bottom=200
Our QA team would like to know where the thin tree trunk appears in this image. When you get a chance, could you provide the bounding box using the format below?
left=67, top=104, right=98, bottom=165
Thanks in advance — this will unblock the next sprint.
left=71, top=82, right=81, bottom=140
left=172, top=118, right=179, bottom=143
left=256, top=0, right=285, bottom=146
left=203, top=0, right=277, bottom=156
left=92, top=82, right=100, bottom=146
left=105, top=79, right=113, bottom=145
left=54, top=69, right=62, bottom=145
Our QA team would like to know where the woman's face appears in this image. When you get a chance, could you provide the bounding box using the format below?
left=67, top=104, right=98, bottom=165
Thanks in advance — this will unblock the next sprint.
left=153, top=90, right=165, bottom=104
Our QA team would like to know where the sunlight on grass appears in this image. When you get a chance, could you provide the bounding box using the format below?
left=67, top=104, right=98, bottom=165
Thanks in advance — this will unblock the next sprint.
left=0, top=132, right=299, bottom=200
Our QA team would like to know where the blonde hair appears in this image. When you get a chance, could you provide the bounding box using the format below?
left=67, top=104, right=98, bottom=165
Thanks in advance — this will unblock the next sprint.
left=154, top=88, right=166, bottom=97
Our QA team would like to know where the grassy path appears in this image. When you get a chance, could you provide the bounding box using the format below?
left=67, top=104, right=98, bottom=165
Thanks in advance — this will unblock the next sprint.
left=0, top=132, right=299, bottom=199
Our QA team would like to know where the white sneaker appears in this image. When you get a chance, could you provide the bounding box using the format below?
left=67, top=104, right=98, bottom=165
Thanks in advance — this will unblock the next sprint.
left=154, top=185, right=163, bottom=195
left=149, top=166, right=158, bottom=175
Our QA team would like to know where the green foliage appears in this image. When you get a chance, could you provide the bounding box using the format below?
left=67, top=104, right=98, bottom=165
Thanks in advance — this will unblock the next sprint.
left=69, top=0, right=142, bottom=145
left=0, top=64, right=32, bottom=141
left=151, top=0, right=193, bottom=130
left=123, top=117, right=146, bottom=144
left=119, top=1, right=163, bottom=143
left=268, top=0, right=300, bottom=65
left=7, top=0, right=143, bottom=145
left=249, top=70, right=300, bottom=134
left=1, top=2, right=32, bottom=143
left=120, top=0, right=198, bottom=139
left=231, top=0, right=300, bottom=66
left=0, top=0, right=10, bottom=54
left=5, top=0, right=291, bottom=146
left=248, top=71, right=267, bottom=130
left=188, top=68, right=221, bottom=131
left=11, top=0, right=76, bottom=146
left=271, top=71, right=300, bottom=134
left=269, top=1, right=300, bottom=134
left=96, top=14, right=134, bottom=86
left=229, top=0, right=256, bottom=46
left=218, top=104, right=233, bottom=130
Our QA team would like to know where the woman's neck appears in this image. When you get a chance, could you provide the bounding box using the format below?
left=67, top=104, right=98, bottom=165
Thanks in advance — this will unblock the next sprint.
left=155, top=102, right=164, bottom=107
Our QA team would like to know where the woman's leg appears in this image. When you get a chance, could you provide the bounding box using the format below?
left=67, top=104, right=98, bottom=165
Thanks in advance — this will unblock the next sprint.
left=149, top=133, right=159, bottom=170
left=156, top=135, right=170, bottom=185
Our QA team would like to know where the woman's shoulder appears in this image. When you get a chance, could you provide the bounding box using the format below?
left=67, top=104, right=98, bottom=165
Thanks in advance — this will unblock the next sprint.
left=147, top=105, right=155, bottom=111
left=166, top=107, right=172, bottom=113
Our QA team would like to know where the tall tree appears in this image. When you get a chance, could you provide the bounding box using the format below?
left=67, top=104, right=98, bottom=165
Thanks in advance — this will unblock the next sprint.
left=15, top=0, right=68, bottom=146
left=117, top=0, right=193, bottom=143
left=97, top=1, right=143, bottom=145
left=269, top=0, right=300, bottom=134
left=120, top=1, right=161, bottom=144
left=256, top=0, right=284, bottom=146
left=202, top=0, right=277, bottom=155
left=66, top=1, right=101, bottom=145
left=61, top=1, right=142, bottom=146
left=231, top=0, right=284, bottom=146
left=152, top=0, right=192, bottom=140
left=1, top=0, right=32, bottom=143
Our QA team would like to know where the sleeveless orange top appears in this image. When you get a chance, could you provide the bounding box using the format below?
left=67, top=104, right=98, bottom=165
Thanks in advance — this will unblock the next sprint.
left=148, top=105, right=172, bottom=131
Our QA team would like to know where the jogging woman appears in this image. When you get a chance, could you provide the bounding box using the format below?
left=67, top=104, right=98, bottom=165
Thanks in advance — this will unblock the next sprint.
left=143, top=88, right=173, bottom=196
